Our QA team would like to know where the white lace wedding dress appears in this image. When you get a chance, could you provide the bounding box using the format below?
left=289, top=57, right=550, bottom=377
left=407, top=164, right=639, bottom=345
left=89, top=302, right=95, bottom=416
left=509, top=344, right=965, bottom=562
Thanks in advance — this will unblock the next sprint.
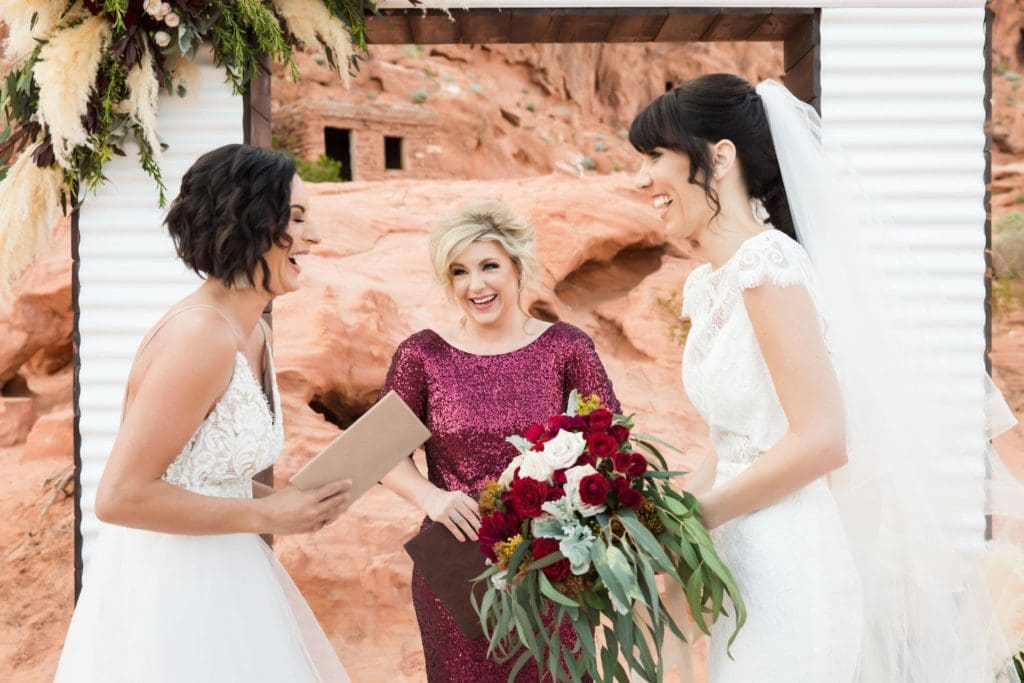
left=55, top=311, right=349, bottom=682
left=682, top=230, right=863, bottom=682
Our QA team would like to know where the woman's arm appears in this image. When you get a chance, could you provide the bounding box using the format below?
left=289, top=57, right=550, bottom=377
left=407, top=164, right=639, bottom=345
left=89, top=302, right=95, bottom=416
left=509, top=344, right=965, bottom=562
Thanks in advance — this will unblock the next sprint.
left=95, top=313, right=350, bottom=535
left=565, top=330, right=621, bottom=413
left=377, top=335, right=480, bottom=541
left=698, top=282, right=847, bottom=529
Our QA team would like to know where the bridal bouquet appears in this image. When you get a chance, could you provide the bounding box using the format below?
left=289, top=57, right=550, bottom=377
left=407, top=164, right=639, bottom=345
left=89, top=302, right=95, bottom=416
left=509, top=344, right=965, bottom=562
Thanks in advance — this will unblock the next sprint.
left=472, top=392, right=745, bottom=682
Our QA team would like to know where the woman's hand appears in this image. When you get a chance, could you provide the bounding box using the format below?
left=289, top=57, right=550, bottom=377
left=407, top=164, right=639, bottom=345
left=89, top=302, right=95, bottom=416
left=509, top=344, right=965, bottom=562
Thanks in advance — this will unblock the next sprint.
left=421, top=488, right=481, bottom=542
left=259, top=480, right=352, bottom=535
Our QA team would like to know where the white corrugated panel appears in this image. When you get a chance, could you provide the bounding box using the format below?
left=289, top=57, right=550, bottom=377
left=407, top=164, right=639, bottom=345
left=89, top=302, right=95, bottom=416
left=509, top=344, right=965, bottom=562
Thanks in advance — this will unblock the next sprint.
left=821, top=8, right=988, bottom=552
left=77, top=50, right=242, bottom=570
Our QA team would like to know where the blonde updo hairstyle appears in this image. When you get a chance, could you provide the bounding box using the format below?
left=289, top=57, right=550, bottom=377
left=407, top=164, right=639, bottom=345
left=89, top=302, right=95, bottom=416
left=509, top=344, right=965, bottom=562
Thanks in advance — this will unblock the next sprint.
left=429, top=200, right=538, bottom=300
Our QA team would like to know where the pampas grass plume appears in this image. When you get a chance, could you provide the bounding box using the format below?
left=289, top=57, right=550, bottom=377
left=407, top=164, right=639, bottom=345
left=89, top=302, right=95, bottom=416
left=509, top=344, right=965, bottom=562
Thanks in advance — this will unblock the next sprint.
left=34, top=15, right=112, bottom=169
left=273, top=0, right=354, bottom=85
left=0, top=1, right=88, bottom=65
left=0, top=147, right=63, bottom=290
left=125, top=47, right=161, bottom=161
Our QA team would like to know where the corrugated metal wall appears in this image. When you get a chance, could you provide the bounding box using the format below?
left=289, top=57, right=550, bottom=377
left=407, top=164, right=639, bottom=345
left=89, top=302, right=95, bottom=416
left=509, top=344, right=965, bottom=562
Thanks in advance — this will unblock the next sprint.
left=76, top=52, right=241, bottom=570
left=820, top=7, right=988, bottom=551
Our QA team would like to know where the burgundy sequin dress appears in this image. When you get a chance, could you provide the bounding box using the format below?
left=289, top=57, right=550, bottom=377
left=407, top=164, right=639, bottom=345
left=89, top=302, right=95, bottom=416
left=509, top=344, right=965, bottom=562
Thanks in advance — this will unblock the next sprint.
left=383, top=322, right=620, bottom=683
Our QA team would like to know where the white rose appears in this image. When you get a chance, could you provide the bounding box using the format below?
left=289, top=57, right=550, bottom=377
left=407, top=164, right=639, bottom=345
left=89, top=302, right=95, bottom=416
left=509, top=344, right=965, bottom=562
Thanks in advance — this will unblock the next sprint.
left=517, top=452, right=554, bottom=483
left=164, top=12, right=180, bottom=27
left=153, top=30, right=171, bottom=48
left=538, top=429, right=586, bottom=470
left=143, top=0, right=161, bottom=16
left=498, top=454, right=524, bottom=487
left=159, top=2, right=171, bottom=17
left=563, top=464, right=607, bottom=517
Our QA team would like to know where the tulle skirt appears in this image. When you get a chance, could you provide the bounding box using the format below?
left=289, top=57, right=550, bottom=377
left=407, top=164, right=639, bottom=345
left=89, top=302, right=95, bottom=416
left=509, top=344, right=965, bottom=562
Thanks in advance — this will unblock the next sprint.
left=55, top=525, right=348, bottom=683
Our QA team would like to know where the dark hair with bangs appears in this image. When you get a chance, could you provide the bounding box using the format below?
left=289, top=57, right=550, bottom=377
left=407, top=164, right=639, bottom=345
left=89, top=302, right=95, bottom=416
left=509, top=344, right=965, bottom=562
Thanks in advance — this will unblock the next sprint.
left=164, top=144, right=297, bottom=291
left=629, top=73, right=795, bottom=240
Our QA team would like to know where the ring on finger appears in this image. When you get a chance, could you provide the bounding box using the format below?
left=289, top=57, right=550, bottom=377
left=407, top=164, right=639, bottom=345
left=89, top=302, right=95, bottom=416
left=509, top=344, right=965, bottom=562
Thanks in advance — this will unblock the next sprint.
left=450, top=512, right=463, bottom=523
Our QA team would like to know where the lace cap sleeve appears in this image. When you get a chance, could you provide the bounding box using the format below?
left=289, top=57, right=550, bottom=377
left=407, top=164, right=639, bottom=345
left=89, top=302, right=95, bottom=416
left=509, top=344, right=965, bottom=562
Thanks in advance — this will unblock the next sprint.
left=681, top=264, right=709, bottom=318
left=734, top=230, right=809, bottom=291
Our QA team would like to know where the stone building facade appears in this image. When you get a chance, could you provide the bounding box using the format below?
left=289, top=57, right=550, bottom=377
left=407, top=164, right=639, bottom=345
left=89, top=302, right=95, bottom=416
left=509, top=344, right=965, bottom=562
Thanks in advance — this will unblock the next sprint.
left=273, top=100, right=445, bottom=181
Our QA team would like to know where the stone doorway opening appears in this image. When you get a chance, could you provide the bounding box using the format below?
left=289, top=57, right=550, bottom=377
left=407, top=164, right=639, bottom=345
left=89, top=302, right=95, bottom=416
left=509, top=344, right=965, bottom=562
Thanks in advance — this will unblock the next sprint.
left=324, top=126, right=354, bottom=181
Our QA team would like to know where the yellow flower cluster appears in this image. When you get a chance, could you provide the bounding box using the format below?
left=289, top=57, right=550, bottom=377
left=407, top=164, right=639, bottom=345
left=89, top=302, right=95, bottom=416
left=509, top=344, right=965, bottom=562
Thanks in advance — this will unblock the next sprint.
left=494, top=534, right=524, bottom=570
left=576, top=394, right=604, bottom=417
left=638, top=499, right=666, bottom=535
left=557, top=574, right=588, bottom=598
left=478, top=480, right=504, bottom=515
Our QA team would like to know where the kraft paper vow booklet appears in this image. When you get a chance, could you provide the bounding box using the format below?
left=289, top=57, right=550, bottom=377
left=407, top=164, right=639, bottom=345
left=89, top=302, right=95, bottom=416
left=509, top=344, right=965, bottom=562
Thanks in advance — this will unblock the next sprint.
left=289, top=391, right=431, bottom=501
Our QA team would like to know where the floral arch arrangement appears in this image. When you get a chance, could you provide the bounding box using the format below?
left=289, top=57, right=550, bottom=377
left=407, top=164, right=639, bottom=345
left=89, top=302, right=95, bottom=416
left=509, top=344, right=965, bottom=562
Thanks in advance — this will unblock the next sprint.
left=0, top=0, right=374, bottom=287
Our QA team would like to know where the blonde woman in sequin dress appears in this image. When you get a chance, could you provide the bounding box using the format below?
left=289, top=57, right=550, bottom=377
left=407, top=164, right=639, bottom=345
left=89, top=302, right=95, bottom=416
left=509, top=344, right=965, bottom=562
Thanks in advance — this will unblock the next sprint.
left=381, top=200, right=620, bottom=682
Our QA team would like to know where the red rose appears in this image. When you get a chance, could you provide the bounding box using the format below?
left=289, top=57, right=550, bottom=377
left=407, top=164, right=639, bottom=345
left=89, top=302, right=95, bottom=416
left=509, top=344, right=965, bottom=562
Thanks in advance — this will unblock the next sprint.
left=547, top=415, right=572, bottom=432
left=500, top=490, right=518, bottom=517
left=511, top=477, right=548, bottom=519
left=612, top=477, right=643, bottom=509
left=587, top=409, right=614, bottom=432
left=627, top=453, right=648, bottom=477
left=546, top=483, right=566, bottom=501
left=567, top=415, right=588, bottom=432
left=587, top=432, right=619, bottom=459
left=579, top=472, right=610, bottom=506
left=552, top=468, right=568, bottom=486
left=524, top=422, right=545, bottom=443
left=479, top=511, right=521, bottom=561
left=609, top=425, right=630, bottom=445
left=575, top=452, right=597, bottom=468
left=612, top=452, right=632, bottom=473
left=531, top=538, right=571, bottom=582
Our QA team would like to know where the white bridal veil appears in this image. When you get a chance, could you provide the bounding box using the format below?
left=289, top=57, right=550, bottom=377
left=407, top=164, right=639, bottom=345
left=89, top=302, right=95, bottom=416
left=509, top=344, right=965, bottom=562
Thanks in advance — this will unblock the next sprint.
left=756, top=79, right=1024, bottom=682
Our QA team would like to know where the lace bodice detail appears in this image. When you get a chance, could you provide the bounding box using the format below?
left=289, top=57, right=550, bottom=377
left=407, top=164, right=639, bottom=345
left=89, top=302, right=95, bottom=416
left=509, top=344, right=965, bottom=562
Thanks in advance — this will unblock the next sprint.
left=682, top=230, right=829, bottom=465
left=162, top=352, right=282, bottom=498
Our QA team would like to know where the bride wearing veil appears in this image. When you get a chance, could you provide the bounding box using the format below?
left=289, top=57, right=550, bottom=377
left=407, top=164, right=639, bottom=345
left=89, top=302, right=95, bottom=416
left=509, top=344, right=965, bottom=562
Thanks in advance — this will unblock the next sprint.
left=630, top=73, right=1024, bottom=682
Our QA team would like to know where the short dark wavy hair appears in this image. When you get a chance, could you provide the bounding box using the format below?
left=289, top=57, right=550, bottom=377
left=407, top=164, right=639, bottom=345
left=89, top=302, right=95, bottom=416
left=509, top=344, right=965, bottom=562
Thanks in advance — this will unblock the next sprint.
left=165, top=144, right=297, bottom=291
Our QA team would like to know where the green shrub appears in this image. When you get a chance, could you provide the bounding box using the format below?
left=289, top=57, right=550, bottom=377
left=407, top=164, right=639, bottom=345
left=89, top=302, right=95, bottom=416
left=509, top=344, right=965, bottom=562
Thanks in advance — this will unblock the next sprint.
left=403, top=44, right=425, bottom=59
left=295, top=155, right=342, bottom=183
left=410, top=88, right=428, bottom=104
left=993, top=212, right=1024, bottom=278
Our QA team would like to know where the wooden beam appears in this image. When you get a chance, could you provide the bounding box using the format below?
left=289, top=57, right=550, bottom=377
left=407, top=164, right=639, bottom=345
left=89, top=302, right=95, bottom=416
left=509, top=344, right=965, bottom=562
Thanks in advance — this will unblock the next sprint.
left=242, top=57, right=274, bottom=547
left=243, top=55, right=272, bottom=150
left=654, top=9, right=718, bottom=42
left=701, top=9, right=769, bottom=42
left=408, top=10, right=461, bottom=45
left=783, top=12, right=818, bottom=71
left=749, top=10, right=813, bottom=41
left=783, top=42, right=820, bottom=105
left=460, top=9, right=512, bottom=45
left=557, top=9, right=616, bottom=43
left=509, top=9, right=564, bottom=43
left=605, top=10, right=669, bottom=44
left=365, top=12, right=413, bottom=45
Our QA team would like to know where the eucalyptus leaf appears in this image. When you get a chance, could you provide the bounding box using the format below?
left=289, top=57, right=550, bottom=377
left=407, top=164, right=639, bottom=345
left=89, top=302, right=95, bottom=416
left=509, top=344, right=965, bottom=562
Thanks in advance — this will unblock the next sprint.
left=539, top=573, right=578, bottom=608
left=566, top=389, right=579, bottom=416
left=618, top=511, right=678, bottom=578
left=506, top=434, right=532, bottom=453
